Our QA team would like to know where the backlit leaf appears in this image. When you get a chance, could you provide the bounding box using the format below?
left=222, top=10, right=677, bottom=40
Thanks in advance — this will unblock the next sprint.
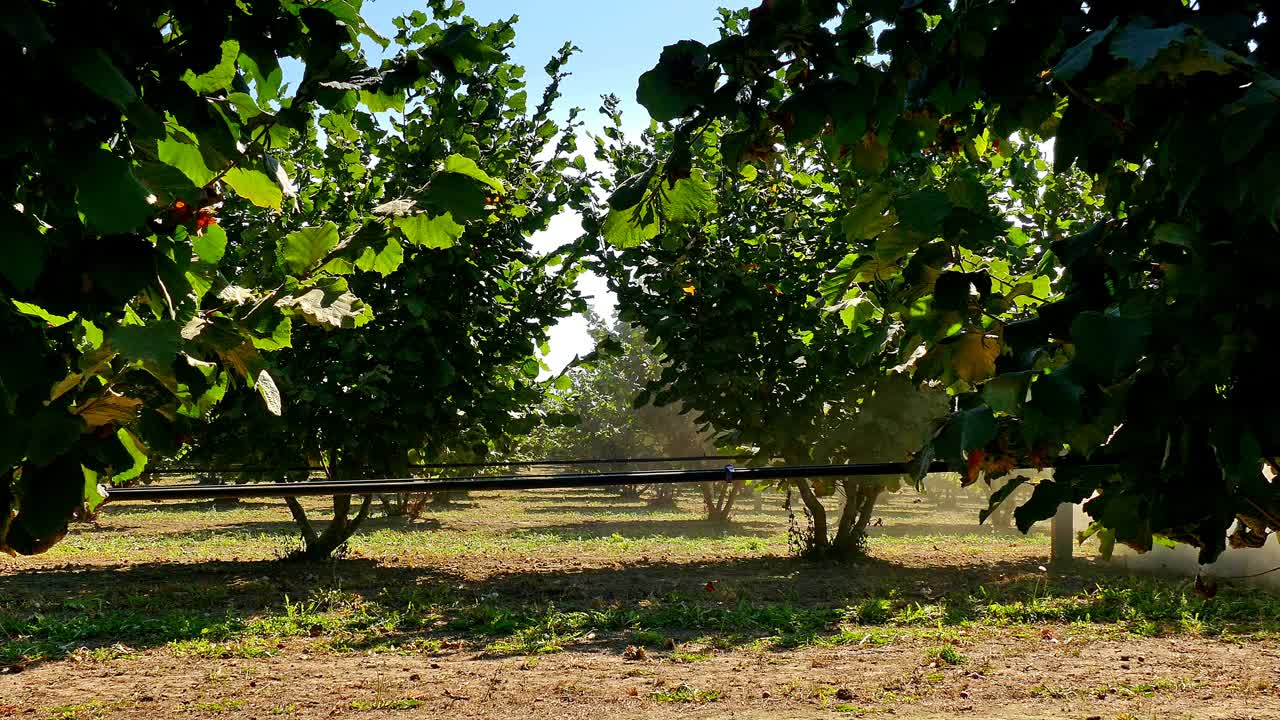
left=280, top=223, right=339, bottom=275
left=182, top=40, right=240, bottom=94
left=395, top=213, right=463, bottom=249
left=225, top=167, right=283, bottom=211
left=192, top=224, right=228, bottom=264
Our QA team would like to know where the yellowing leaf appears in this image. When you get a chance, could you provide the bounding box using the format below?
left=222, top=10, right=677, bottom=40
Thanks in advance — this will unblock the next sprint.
left=950, top=332, right=1002, bottom=383
left=681, top=284, right=697, bottom=296
left=75, top=391, right=143, bottom=429
left=275, top=286, right=369, bottom=329
left=48, top=373, right=83, bottom=402
left=254, top=368, right=282, bottom=416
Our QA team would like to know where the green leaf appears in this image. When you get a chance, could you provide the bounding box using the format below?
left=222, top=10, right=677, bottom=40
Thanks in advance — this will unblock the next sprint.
left=355, top=238, right=405, bottom=276
left=894, top=188, right=951, bottom=235
left=636, top=40, right=715, bottom=122
left=360, top=89, right=404, bottom=113
left=274, top=281, right=370, bottom=329
left=25, top=411, right=85, bottom=467
left=1023, top=366, right=1084, bottom=446
left=1153, top=222, right=1195, bottom=248
left=225, top=167, right=283, bottom=211
left=0, top=206, right=45, bottom=291
left=553, top=374, right=573, bottom=391
left=979, top=475, right=1030, bottom=525
left=1053, top=19, right=1117, bottom=81
left=158, top=135, right=218, bottom=188
left=395, top=214, right=464, bottom=249
left=934, top=405, right=997, bottom=464
left=1109, top=20, right=1190, bottom=70
left=843, top=189, right=894, bottom=241
left=112, top=428, right=149, bottom=484
left=1070, top=312, right=1150, bottom=382
left=182, top=40, right=240, bottom=94
left=838, top=296, right=875, bottom=329
left=818, top=253, right=865, bottom=305
left=981, top=371, right=1032, bottom=415
left=66, top=48, right=136, bottom=109
left=73, top=150, right=152, bottom=234
left=602, top=204, right=658, bottom=249
left=1013, top=480, right=1071, bottom=534
left=280, top=223, right=339, bottom=275
left=251, top=315, right=292, bottom=351
left=442, top=154, right=504, bottom=193
left=8, top=454, right=84, bottom=554
left=12, top=301, right=73, bottom=327
left=778, top=87, right=829, bottom=144
left=226, top=92, right=262, bottom=120
left=318, top=0, right=390, bottom=48
left=662, top=171, right=717, bottom=223
left=192, top=225, right=228, bottom=264
left=109, top=321, right=180, bottom=366
left=873, top=226, right=929, bottom=266
left=608, top=166, right=656, bottom=211
left=0, top=3, right=53, bottom=48
left=520, top=358, right=541, bottom=378
left=422, top=173, right=489, bottom=221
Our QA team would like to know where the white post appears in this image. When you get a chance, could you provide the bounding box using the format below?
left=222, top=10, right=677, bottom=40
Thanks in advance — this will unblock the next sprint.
left=1050, top=502, right=1073, bottom=568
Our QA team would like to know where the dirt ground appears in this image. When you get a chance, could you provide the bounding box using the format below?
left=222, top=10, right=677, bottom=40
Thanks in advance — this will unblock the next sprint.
left=3, top=485, right=1280, bottom=719
left=8, top=631, right=1280, bottom=719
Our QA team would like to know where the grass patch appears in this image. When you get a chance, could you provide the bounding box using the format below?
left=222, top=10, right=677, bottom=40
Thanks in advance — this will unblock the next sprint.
left=188, top=698, right=245, bottom=714
left=650, top=684, right=721, bottom=703
left=670, top=650, right=712, bottom=663
left=44, top=701, right=122, bottom=720
left=923, top=644, right=966, bottom=666
left=7, top=573, right=1280, bottom=666
left=6, top=491, right=1280, bottom=669
left=350, top=698, right=424, bottom=711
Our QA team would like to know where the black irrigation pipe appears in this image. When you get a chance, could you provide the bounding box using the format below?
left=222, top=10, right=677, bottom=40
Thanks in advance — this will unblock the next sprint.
left=143, top=454, right=776, bottom=476
left=104, top=461, right=955, bottom=503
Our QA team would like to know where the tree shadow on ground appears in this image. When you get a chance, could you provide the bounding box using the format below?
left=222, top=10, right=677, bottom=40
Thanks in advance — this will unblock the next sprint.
left=866, top=522, right=1047, bottom=538
left=101, top=499, right=286, bottom=516
left=510, top=518, right=778, bottom=541
left=67, top=515, right=443, bottom=540
left=0, top=548, right=1173, bottom=672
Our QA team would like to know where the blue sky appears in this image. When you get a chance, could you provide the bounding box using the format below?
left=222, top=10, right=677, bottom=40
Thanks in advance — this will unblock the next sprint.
left=361, top=0, right=731, bottom=131
left=357, top=0, right=734, bottom=371
left=304, top=2, right=732, bottom=371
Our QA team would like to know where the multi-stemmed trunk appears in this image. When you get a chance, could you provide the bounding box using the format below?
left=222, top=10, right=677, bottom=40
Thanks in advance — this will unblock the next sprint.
left=282, top=457, right=373, bottom=560
left=791, top=477, right=883, bottom=560
left=701, top=479, right=743, bottom=523
left=284, top=493, right=373, bottom=560
left=647, top=483, right=678, bottom=508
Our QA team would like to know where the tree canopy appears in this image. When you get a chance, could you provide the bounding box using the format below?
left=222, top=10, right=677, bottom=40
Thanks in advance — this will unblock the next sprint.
left=6, top=0, right=1280, bottom=566
left=608, top=0, right=1280, bottom=563
left=0, top=0, right=586, bottom=555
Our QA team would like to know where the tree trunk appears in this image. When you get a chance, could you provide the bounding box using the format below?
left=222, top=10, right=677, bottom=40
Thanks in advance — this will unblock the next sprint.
left=647, top=484, right=678, bottom=509
left=284, top=494, right=373, bottom=561
left=792, top=478, right=830, bottom=555
left=701, top=480, right=742, bottom=523
left=831, top=479, right=881, bottom=558
left=378, top=493, right=410, bottom=517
